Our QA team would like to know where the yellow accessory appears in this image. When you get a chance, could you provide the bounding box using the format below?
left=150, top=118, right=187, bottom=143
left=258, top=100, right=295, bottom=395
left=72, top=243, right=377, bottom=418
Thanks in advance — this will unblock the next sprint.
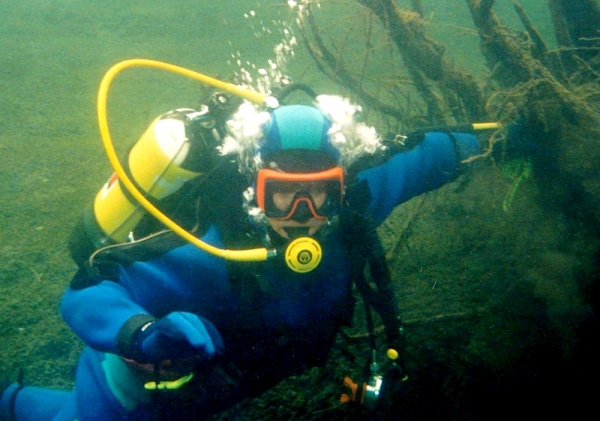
left=93, top=113, right=204, bottom=243
left=471, top=122, right=501, bottom=131
left=284, top=237, right=323, bottom=273
left=97, top=59, right=277, bottom=262
left=386, top=348, right=399, bottom=361
left=144, top=373, right=194, bottom=391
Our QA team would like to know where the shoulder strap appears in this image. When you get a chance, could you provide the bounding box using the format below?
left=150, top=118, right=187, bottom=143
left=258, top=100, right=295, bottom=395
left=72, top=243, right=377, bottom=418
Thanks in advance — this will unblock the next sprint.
left=341, top=178, right=402, bottom=347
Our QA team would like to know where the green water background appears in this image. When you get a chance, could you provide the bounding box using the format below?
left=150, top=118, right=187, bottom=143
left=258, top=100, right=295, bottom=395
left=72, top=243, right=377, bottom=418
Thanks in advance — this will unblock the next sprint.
left=0, top=0, right=583, bottom=416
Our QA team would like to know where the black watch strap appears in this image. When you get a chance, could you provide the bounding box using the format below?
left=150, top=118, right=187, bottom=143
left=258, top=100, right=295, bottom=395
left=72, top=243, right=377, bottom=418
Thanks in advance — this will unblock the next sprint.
left=116, top=313, right=157, bottom=360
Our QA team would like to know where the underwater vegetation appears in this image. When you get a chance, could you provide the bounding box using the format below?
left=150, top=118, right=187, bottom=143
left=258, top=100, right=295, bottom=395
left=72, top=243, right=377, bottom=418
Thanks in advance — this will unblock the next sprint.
left=300, top=0, right=600, bottom=218
left=212, top=1, right=600, bottom=420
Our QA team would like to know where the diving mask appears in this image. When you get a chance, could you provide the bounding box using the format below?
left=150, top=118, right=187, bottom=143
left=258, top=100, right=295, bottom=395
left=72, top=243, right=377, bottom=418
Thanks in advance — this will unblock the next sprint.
left=256, top=166, right=344, bottom=221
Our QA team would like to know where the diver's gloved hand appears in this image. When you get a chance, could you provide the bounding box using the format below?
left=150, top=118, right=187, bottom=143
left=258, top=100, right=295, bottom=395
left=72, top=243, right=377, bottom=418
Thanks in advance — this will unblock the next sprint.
left=453, top=132, right=481, bottom=162
left=138, top=312, right=224, bottom=363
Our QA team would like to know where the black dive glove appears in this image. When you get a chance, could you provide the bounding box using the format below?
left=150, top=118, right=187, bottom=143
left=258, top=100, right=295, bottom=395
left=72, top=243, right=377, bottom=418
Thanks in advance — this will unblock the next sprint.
left=119, top=312, right=224, bottom=363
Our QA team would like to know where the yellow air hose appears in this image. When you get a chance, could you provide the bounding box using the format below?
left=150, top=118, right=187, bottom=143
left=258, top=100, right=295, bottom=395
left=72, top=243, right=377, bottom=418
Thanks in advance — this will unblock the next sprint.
left=96, top=60, right=500, bottom=264
left=97, top=59, right=276, bottom=262
left=471, top=122, right=501, bottom=131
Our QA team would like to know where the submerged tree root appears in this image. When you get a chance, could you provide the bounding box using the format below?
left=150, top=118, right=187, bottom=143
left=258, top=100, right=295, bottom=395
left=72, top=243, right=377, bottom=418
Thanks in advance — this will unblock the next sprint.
left=300, top=0, right=600, bottom=219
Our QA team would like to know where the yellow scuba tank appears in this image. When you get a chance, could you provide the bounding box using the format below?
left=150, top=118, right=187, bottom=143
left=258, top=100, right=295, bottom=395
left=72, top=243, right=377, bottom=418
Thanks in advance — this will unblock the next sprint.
left=94, top=109, right=204, bottom=243
left=73, top=107, right=220, bottom=264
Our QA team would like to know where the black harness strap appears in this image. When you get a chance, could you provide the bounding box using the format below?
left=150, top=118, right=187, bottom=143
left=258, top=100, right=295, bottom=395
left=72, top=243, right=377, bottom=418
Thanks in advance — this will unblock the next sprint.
left=341, top=177, right=402, bottom=348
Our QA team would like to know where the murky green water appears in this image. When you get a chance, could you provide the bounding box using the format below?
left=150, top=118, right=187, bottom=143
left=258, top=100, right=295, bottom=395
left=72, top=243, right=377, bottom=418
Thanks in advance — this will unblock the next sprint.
left=1, top=1, right=595, bottom=419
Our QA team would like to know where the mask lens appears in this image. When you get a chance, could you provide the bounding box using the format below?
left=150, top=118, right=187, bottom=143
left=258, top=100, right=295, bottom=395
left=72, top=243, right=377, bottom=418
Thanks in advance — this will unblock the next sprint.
left=257, top=167, right=344, bottom=220
left=265, top=180, right=339, bottom=220
left=271, top=182, right=326, bottom=212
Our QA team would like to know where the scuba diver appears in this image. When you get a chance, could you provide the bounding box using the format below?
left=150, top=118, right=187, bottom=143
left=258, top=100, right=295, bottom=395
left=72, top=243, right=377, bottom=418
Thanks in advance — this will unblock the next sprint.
left=0, top=85, right=481, bottom=421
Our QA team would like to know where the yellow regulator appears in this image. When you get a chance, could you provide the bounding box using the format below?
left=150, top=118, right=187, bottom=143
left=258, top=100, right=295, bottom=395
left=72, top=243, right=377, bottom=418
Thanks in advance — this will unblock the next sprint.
left=284, top=237, right=323, bottom=273
left=92, top=109, right=208, bottom=245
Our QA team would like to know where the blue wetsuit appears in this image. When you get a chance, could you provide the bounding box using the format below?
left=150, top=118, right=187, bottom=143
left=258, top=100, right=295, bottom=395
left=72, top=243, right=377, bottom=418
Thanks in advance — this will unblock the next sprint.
left=0, top=132, right=479, bottom=421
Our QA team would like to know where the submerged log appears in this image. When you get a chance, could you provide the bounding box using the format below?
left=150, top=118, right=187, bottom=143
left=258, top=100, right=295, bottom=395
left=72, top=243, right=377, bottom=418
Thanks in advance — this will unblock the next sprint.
left=301, top=0, right=600, bottom=221
left=549, top=0, right=600, bottom=63
left=293, top=2, right=600, bottom=417
left=513, top=1, right=567, bottom=82
left=465, top=0, right=600, bottom=220
left=301, top=0, right=487, bottom=126
left=465, top=0, right=536, bottom=86
left=359, top=0, right=487, bottom=122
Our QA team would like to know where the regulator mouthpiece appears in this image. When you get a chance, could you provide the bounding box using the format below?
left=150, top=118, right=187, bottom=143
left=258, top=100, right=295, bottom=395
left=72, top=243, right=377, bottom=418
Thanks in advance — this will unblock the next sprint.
left=284, top=237, right=322, bottom=273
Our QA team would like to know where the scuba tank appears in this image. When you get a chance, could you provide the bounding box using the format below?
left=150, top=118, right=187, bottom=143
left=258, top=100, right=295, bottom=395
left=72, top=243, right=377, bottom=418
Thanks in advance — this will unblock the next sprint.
left=69, top=94, right=234, bottom=268
left=94, top=109, right=204, bottom=242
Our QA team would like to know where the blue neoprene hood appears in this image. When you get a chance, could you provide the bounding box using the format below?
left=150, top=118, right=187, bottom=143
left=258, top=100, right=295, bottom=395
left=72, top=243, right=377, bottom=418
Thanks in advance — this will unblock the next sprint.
left=261, top=105, right=339, bottom=160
